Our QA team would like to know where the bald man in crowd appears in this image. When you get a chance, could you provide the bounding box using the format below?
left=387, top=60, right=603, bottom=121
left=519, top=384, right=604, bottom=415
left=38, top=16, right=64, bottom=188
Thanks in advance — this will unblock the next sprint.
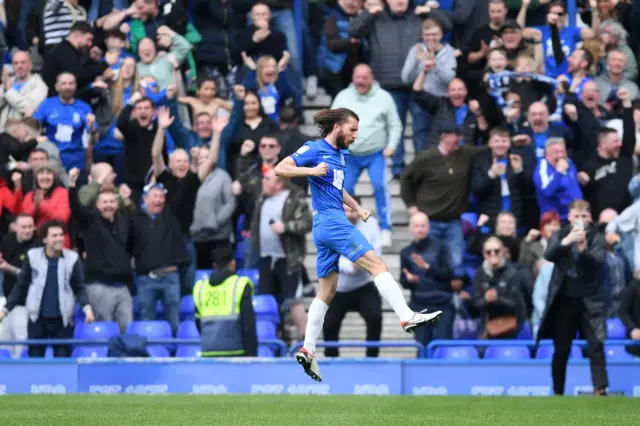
left=331, top=64, right=403, bottom=248
left=0, top=51, right=48, bottom=130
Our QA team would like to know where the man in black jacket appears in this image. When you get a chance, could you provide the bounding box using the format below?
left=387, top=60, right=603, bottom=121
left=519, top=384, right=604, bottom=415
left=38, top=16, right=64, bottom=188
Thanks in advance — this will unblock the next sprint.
left=131, top=182, right=188, bottom=335
left=41, top=21, right=114, bottom=96
left=68, top=168, right=135, bottom=335
left=537, top=199, right=609, bottom=396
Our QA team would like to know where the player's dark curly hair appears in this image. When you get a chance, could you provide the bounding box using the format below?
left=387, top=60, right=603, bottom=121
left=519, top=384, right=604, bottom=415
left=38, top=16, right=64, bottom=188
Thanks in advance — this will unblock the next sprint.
left=313, top=108, right=359, bottom=138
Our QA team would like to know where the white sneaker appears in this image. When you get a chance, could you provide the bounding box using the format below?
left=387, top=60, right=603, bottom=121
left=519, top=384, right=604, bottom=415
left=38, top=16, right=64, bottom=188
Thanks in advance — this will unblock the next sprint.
left=305, top=76, right=318, bottom=100
left=401, top=309, right=442, bottom=333
left=295, top=348, right=322, bottom=382
left=381, top=229, right=392, bottom=247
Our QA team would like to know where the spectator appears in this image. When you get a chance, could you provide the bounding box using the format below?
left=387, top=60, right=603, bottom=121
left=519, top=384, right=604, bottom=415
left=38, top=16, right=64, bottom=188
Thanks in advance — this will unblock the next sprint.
left=557, top=48, right=594, bottom=102
left=619, top=279, right=640, bottom=357
left=241, top=52, right=295, bottom=125
left=131, top=181, right=188, bottom=335
left=465, top=0, right=509, bottom=97
left=331, top=64, right=402, bottom=246
left=68, top=168, right=134, bottom=334
left=537, top=199, right=608, bottom=396
left=33, top=72, right=96, bottom=178
left=495, top=20, right=543, bottom=73
left=471, top=236, right=528, bottom=339
left=89, top=56, right=141, bottom=182
left=467, top=212, right=521, bottom=262
left=193, top=246, right=257, bottom=357
left=413, top=77, right=489, bottom=148
left=178, top=77, right=232, bottom=120
left=225, top=87, right=279, bottom=179
left=116, top=91, right=171, bottom=201
left=234, top=3, right=288, bottom=67
left=519, top=0, right=598, bottom=78
left=520, top=211, right=562, bottom=279
left=324, top=195, right=382, bottom=358
left=275, top=104, right=310, bottom=161
left=440, top=0, right=489, bottom=50
left=18, top=160, right=72, bottom=248
left=599, top=19, right=638, bottom=81
left=400, top=212, right=455, bottom=348
left=599, top=209, right=632, bottom=319
left=0, top=220, right=95, bottom=358
left=190, top=128, right=236, bottom=269
left=42, top=21, right=113, bottom=96
left=401, top=17, right=457, bottom=98
left=254, top=169, right=312, bottom=340
left=471, top=126, right=532, bottom=227
left=136, top=25, right=192, bottom=90
left=19, top=118, right=69, bottom=189
left=595, top=50, right=640, bottom=112
left=40, top=0, right=88, bottom=54
left=14, top=147, right=65, bottom=194
left=580, top=90, right=635, bottom=219
left=0, top=214, right=38, bottom=358
left=76, top=163, right=120, bottom=208
left=348, top=0, right=448, bottom=177
left=191, top=0, right=252, bottom=99
left=533, top=137, right=583, bottom=220
left=0, top=51, right=48, bottom=130
left=562, top=81, right=608, bottom=169
left=400, top=121, right=487, bottom=277
left=317, top=0, right=367, bottom=98
left=517, top=101, right=572, bottom=162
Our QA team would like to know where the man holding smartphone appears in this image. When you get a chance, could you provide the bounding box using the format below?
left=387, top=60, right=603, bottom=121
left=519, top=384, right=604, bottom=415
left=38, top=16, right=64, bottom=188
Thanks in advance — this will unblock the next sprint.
left=536, top=200, right=609, bottom=396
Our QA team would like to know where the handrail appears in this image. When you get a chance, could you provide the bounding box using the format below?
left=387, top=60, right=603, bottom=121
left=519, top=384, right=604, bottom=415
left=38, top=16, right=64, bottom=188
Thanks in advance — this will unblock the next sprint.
left=288, top=340, right=425, bottom=358
left=0, top=338, right=288, bottom=357
left=425, top=339, right=640, bottom=358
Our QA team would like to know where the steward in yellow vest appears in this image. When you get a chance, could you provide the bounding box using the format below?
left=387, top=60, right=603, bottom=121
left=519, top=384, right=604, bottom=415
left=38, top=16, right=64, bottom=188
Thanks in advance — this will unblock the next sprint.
left=193, top=247, right=257, bottom=357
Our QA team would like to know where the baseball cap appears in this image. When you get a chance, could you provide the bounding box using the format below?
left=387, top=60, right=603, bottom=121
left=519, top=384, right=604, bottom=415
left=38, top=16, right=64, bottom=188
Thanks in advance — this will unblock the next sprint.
left=439, top=121, right=462, bottom=135
left=500, top=19, right=522, bottom=33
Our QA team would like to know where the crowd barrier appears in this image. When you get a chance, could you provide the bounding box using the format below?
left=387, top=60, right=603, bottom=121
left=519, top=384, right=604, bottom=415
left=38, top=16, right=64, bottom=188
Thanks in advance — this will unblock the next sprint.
left=0, top=337, right=639, bottom=396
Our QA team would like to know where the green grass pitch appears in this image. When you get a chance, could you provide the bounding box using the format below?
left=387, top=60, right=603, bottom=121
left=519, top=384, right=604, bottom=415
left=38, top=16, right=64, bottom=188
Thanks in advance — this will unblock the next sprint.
left=0, top=395, right=639, bottom=425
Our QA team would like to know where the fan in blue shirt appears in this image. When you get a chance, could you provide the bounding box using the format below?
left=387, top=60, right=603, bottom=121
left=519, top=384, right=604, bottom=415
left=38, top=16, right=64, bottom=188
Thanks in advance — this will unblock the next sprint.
left=33, top=72, right=95, bottom=173
left=274, top=108, right=441, bottom=382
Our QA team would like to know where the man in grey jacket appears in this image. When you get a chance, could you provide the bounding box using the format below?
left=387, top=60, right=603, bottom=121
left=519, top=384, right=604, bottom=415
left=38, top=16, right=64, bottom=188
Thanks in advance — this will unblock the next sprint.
left=0, top=220, right=94, bottom=358
left=595, top=50, right=640, bottom=112
left=348, top=0, right=452, bottom=178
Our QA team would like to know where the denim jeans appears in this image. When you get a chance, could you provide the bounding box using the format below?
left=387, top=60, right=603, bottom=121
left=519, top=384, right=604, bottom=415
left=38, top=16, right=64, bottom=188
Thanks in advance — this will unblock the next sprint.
left=428, top=219, right=464, bottom=271
left=17, top=0, right=37, bottom=49
left=387, top=89, right=429, bottom=177
left=137, top=272, right=181, bottom=335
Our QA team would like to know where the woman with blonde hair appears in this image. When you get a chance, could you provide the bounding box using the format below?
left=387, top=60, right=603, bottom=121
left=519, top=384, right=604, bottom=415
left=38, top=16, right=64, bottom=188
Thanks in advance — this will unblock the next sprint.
left=90, top=56, right=141, bottom=183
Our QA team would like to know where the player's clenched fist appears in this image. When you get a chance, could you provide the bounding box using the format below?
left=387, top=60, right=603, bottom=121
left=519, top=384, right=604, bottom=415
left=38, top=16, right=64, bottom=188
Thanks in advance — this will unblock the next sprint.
left=312, top=163, right=328, bottom=176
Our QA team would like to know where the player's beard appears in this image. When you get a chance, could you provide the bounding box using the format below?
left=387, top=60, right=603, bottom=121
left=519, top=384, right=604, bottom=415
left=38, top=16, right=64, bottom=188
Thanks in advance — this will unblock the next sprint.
left=336, top=130, right=349, bottom=150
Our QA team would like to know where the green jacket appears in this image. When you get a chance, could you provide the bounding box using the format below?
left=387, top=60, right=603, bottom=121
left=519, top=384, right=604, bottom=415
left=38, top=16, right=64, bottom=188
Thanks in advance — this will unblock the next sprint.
left=129, top=20, right=202, bottom=87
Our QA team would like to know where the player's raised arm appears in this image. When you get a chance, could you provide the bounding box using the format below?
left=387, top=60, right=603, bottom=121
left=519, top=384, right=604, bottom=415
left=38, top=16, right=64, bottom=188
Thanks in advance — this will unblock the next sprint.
left=274, top=157, right=327, bottom=179
left=343, top=189, right=371, bottom=222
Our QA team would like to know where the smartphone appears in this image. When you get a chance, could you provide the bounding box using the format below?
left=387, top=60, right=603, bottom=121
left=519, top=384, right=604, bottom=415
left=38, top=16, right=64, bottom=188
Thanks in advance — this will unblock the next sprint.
left=574, top=221, right=584, bottom=231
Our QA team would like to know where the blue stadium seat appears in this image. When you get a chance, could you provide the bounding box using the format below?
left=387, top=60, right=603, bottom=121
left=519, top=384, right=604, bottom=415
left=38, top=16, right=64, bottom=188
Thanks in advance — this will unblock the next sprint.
left=607, top=318, right=626, bottom=339
left=517, top=323, right=533, bottom=340
left=127, top=320, right=173, bottom=339
left=74, top=303, right=85, bottom=322
left=238, top=268, right=259, bottom=288
left=433, top=346, right=479, bottom=359
left=0, top=349, right=11, bottom=358
left=155, top=300, right=165, bottom=320
left=461, top=212, right=478, bottom=229
left=180, top=296, right=195, bottom=322
left=465, top=266, right=477, bottom=280
left=74, top=321, right=120, bottom=339
left=72, top=346, right=108, bottom=358
left=252, top=295, right=280, bottom=325
left=175, top=346, right=201, bottom=357
left=177, top=320, right=200, bottom=339
left=146, top=346, right=171, bottom=357
left=605, top=345, right=633, bottom=359
left=535, top=345, right=583, bottom=359
left=484, top=346, right=531, bottom=360
left=256, top=320, right=276, bottom=339
left=453, top=319, right=478, bottom=339
left=195, top=269, right=213, bottom=283
left=45, top=346, right=54, bottom=358
left=258, top=346, right=275, bottom=357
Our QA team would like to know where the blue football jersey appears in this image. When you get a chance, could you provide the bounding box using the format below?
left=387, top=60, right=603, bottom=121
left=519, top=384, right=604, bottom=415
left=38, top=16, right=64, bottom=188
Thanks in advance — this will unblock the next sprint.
left=291, top=139, right=348, bottom=217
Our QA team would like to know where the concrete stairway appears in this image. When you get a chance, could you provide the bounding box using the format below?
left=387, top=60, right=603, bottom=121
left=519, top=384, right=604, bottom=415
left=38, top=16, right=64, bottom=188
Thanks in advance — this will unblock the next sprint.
left=281, top=89, right=422, bottom=359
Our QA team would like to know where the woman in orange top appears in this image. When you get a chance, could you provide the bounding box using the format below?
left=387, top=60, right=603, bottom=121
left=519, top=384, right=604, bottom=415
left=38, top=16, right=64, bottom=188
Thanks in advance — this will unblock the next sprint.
left=16, top=161, right=71, bottom=248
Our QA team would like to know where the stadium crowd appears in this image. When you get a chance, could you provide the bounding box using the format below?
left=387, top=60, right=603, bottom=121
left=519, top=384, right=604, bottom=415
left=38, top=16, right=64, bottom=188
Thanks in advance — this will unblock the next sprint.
left=0, top=0, right=638, bottom=365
